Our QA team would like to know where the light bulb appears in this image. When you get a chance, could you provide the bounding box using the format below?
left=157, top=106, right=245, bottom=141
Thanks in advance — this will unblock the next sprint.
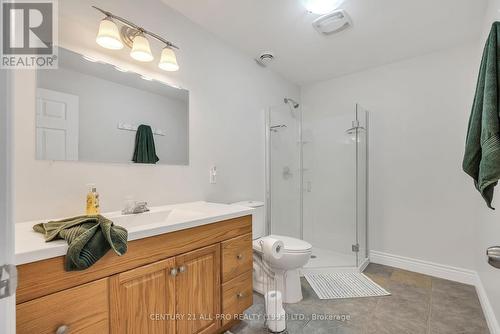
left=130, top=33, right=154, bottom=62
left=96, top=17, right=123, bottom=50
left=158, top=46, right=179, bottom=71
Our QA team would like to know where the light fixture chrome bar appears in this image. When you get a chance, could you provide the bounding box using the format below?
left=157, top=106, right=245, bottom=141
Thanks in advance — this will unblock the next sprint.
left=92, top=6, right=179, bottom=50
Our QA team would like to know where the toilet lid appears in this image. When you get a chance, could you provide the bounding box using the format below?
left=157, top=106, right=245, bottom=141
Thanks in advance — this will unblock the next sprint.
left=254, top=235, right=312, bottom=253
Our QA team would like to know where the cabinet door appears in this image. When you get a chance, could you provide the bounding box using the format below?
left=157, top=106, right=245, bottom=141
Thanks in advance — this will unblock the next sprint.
left=110, top=258, right=176, bottom=334
left=176, top=244, right=221, bottom=334
left=17, top=278, right=109, bottom=334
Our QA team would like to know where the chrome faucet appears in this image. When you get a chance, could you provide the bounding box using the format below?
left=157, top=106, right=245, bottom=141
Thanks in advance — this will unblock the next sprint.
left=122, top=201, right=150, bottom=215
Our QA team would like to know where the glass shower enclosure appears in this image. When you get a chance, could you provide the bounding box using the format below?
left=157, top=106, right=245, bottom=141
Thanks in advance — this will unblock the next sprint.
left=266, top=101, right=368, bottom=269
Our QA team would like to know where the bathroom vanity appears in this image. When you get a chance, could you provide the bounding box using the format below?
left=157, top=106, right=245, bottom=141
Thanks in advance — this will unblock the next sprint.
left=15, top=202, right=254, bottom=334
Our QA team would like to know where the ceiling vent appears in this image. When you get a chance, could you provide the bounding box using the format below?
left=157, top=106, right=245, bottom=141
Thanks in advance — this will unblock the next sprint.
left=312, top=10, right=352, bottom=35
left=255, top=52, right=275, bottom=67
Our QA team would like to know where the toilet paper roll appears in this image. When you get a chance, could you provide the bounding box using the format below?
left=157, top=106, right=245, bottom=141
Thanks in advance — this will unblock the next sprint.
left=265, top=290, right=283, bottom=312
left=265, top=290, right=286, bottom=333
left=262, top=237, right=284, bottom=260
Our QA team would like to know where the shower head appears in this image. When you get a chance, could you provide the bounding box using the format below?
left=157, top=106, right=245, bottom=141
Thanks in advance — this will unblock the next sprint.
left=284, top=98, right=299, bottom=109
left=345, top=120, right=365, bottom=134
left=345, top=126, right=366, bottom=134
left=270, top=124, right=287, bottom=132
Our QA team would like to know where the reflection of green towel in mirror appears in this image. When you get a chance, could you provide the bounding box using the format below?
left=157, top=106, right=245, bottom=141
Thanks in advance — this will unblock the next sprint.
left=463, top=22, right=500, bottom=209
left=132, top=124, right=160, bottom=164
left=33, top=215, right=128, bottom=271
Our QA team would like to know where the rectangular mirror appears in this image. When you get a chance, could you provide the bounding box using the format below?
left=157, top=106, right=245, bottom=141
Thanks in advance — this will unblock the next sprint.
left=35, top=47, right=189, bottom=165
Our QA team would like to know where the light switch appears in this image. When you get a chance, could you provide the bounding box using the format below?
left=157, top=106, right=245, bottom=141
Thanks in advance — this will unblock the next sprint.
left=209, top=166, right=217, bottom=184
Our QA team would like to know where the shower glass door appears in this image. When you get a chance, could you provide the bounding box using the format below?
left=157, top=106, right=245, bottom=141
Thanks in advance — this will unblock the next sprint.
left=301, top=104, right=368, bottom=268
left=267, top=101, right=368, bottom=269
left=356, top=105, right=368, bottom=267
left=302, top=111, right=356, bottom=268
left=266, top=104, right=302, bottom=239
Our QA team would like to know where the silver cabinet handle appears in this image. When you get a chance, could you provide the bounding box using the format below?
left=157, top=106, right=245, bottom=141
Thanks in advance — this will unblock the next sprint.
left=487, top=246, right=500, bottom=268
left=178, top=265, right=186, bottom=273
left=170, top=268, right=178, bottom=276
left=236, top=292, right=244, bottom=298
left=236, top=254, right=243, bottom=260
left=56, top=325, right=69, bottom=334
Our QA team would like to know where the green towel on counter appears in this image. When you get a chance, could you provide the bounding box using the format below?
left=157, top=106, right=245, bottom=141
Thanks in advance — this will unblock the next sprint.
left=132, top=124, right=159, bottom=164
left=463, top=22, right=500, bottom=209
left=33, top=215, right=128, bottom=271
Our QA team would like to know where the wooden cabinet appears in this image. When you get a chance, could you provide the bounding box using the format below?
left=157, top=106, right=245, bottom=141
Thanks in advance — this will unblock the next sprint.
left=110, top=245, right=221, bottom=334
left=110, top=258, right=176, bottom=334
left=17, top=278, right=109, bottom=334
left=221, top=233, right=253, bottom=282
left=176, top=244, right=221, bottom=334
left=221, top=271, right=253, bottom=326
left=16, top=215, right=253, bottom=334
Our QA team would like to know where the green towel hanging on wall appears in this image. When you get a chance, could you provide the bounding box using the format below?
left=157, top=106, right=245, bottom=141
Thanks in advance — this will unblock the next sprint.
left=132, top=124, right=160, bottom=164
left=463, top=22, right=500, bottom=209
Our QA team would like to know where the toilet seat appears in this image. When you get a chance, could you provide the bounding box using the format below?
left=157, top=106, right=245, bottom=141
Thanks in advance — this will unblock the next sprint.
left=253, top=234, right=312, bottom=254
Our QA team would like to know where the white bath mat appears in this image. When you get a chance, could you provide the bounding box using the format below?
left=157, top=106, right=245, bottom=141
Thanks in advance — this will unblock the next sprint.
left=304, top=272, right=390, bottom=299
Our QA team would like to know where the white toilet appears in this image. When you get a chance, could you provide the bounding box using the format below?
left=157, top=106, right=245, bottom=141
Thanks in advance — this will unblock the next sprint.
left=232, top=201, right=312, bottom=304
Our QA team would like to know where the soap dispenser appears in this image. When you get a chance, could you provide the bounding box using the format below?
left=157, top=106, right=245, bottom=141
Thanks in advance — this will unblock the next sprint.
left=86, top=184, right=100, bottom=215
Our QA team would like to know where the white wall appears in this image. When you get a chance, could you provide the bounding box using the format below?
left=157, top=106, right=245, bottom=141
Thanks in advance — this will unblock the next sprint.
left=476, top=0, right=500, bottom=326
left=13, top=0, right=299, bottom=222
left=301, top=43, right=482, bottom=271
left=38, top=67, right=189, bottom=165
left=0, top=71, right=16, bottom=333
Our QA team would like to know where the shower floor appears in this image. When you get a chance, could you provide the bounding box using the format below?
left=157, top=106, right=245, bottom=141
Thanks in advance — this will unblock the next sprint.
left=304, top=247, right=355, bottom=268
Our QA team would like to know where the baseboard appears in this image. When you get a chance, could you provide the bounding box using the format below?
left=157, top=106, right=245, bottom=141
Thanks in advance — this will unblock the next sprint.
left=474, top=274, right=500, bottom=334
left=370, top=250, right=477, bottom=285
left=358, top=257, right=370, bottom=272
left=370, top=250, right=499, bottom=334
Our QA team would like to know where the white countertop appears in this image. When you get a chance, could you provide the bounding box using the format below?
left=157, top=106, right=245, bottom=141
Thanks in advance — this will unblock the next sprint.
left=15, top=201, right=254, bottom=265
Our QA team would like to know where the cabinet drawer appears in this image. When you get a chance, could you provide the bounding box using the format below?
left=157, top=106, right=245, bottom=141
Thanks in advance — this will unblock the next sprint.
left=221, top=270, right=253, bottom=326
left=17, top=278, right=109, bottom=334
left=221, top=233, right=253, bottom=282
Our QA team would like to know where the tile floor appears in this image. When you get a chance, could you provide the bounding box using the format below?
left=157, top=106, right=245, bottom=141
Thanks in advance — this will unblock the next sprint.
left=230, top=264, right=489, bottom=334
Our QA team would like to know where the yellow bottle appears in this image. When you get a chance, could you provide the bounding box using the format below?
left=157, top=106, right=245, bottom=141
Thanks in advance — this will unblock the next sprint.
left=86, top=184, right=100, bottom=215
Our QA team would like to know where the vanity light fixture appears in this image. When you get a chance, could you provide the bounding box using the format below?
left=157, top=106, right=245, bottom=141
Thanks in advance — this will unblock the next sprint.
left=130, top=33, right=154, bottom=62
left=92, top=6, right=180, bottom=71
left=96, top=16, right=124, bottom=50
left=158, top=46, right=179, bottom=71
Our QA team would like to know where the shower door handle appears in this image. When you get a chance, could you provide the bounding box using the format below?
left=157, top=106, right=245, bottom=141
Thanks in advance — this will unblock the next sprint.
left=305, top=181, right=312, bottom=192
left=487, top=246, right=500, bottom=269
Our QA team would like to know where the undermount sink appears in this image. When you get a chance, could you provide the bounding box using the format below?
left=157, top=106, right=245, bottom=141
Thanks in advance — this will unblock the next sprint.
left=111, top=208, right=203, bottom=228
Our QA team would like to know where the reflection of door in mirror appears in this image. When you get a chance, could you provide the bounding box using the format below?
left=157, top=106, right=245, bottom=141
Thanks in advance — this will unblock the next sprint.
left=36, top=88, right=79, bottom=161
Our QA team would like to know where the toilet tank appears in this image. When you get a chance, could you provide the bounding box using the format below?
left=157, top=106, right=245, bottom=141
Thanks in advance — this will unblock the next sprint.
left=231, top=201, right=265, bottom=239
